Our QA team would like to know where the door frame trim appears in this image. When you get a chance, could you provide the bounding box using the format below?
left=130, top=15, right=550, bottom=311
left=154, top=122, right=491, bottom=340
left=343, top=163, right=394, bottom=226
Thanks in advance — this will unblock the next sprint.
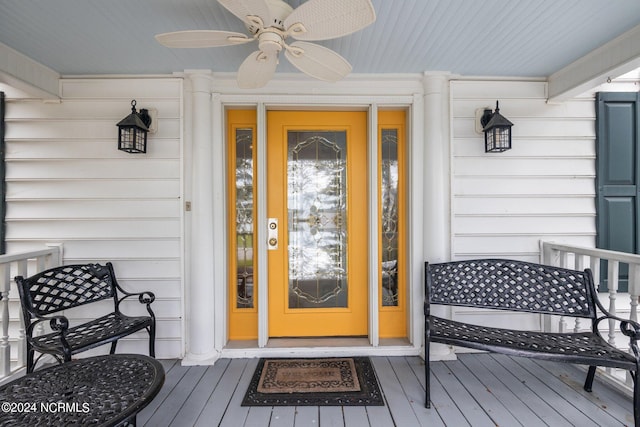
left=217, top=89, right=436, bottom=355
left=257, top=104, right=382, bottom=347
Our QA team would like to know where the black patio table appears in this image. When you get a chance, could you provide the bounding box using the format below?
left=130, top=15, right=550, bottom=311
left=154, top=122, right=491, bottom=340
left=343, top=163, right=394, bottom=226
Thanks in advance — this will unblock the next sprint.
left=0, top=353, right=164, bottom=426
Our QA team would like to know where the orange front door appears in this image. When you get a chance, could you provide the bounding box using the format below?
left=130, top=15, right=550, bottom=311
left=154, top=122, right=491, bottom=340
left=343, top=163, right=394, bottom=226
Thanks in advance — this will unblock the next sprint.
left=267, top=111, right=368, bottom=337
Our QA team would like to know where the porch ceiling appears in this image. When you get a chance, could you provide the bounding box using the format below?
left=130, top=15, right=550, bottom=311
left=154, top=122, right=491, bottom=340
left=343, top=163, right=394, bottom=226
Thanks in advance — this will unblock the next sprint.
left=1, top=0, right=640, bottom=94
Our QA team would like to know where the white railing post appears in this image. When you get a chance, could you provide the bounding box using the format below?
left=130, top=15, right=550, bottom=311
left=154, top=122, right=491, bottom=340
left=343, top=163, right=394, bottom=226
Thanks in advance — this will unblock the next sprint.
left=630, top=264, right=639, bottom=323
left=0, top=265, right=9, bottom=376
left=16, top=260, right=28, bottom=367
left=557, top=250, right=569, bottom=333
left=608, top=261, right=619, bottom=347
left=573, top=254, right=587, bottom=332
left=540, top=241, right=560, bottom=332
left=590, top=257, right=601, bottom=290
left=0, top=246, right=62, bottom=381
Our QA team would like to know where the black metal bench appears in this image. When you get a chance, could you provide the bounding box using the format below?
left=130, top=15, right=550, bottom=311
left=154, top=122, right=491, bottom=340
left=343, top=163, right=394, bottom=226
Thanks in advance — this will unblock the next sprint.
left=15, top=262, right=156, bottom=373
left=424, top=259, right=640, bottom=426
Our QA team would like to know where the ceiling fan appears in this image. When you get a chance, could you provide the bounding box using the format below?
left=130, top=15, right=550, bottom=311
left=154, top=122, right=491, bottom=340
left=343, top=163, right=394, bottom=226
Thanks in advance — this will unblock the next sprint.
left=155, top=0, right=376, bottom=88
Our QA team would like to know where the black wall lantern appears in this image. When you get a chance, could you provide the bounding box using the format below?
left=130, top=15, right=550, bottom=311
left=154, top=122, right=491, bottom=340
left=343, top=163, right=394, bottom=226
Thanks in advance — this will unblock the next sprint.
left=117, top=100, right=152, bottom=153
left=480, top=101, right=513, bottom=153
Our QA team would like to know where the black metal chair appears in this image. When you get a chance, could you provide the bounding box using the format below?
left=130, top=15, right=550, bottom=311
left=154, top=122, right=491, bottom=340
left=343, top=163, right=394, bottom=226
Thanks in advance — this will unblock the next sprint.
left=15, top=262, right=156, bottom=372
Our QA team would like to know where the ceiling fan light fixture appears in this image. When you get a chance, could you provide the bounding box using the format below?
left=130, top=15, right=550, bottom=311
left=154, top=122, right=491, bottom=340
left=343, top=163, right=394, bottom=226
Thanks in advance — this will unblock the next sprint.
left=258, top=31, right=284, bottom=54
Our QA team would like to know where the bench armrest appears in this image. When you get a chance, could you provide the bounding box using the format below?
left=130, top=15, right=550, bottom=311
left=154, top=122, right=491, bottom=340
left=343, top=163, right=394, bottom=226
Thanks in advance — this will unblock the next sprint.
left=593, top=296, right=640, bottom=339
left=116, top=289, right=155, bottom=304
left=621, top=319, right=640, bottom=359
left=25, top=313, right=69, bottom=334
left=595, top=314, right=640, bottom=359
left=594, top=313, right=640, bottom=333
left=48, top=315, right=70, bottom=332
left=114, top=288, right=156, bottom=317
left=25, top=314, right=73, bottom=357
left=106, top=262, right=155, bottom=315
left=621, top=319, right=640, bottom=340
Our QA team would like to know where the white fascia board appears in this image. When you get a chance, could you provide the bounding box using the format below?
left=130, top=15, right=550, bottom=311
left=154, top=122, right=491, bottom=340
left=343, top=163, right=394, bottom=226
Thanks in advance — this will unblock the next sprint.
left=0, top=42, right=60, bottom=100
left=547, top=23, right=640, bottom=104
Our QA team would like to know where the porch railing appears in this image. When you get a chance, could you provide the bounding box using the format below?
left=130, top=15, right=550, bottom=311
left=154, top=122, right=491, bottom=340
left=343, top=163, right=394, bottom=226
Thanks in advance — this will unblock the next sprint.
left=0, top=245, right=62, bottom=382
left=540, top=240, right=640, bottom=392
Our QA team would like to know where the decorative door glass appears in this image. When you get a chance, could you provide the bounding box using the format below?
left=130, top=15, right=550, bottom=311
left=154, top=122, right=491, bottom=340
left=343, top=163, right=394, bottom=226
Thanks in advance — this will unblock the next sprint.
left=287, top=131, right=348, bottom=309
left=235, top=128, right=254, bottom=308
left=381, top=129, right=399, bottom=306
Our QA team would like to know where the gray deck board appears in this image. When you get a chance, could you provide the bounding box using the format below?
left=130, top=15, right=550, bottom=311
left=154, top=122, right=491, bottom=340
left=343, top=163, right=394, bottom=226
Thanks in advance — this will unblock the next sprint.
left=364, top=404, right=396, bottom=427
left=269, top=406, right=296, bottom=427
left=418, top=360, right=470, bottom=426
left=371, top=356, right=422, bottom=427
left=388, top=356, right=444, bottom=427
left=318, top=406, right=344, bottom=427
left=513, top=356, right=625, bottom=426
left=342, top=406, right=368, bottom=426
left=170, top=359, right=231, bottom=427
left=193, top=359, right=249, bottom=427
left=137, top=359, right=190, bottom=426
left=458, top=354, right=539, bottom=426
left=431, top=361, right=496, bottom=427
left=474, top=353, right=574, bottom=426
left=138, top=354, right=634, bottom=426
left=146, top=365, right=208, bottom=426
left=494, top=354, right=599, bottom=426
left=442, top=358, right=521, bottom=426
left=293, top=406, right=319, bottom=426
left=533, top=358, right=634, bottom=426
left=219, top=358, right=259, bottom=427
left=244, top=406, right=274, bottom=427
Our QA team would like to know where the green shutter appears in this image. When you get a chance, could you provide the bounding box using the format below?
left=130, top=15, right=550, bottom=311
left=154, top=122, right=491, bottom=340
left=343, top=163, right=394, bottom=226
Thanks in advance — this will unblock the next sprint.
left=596, top=92, right=640, bottom=292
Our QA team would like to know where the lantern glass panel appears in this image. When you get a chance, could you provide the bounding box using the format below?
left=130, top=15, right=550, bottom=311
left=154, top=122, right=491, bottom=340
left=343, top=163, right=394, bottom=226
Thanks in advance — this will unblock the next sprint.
left=118, top=126, right=147, bottom=153
left=485, top=127, right=511, bottom=153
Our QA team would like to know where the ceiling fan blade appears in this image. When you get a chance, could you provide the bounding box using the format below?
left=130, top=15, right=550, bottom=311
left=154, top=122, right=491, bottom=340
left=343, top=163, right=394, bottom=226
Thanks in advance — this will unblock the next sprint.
left=237, top=50, right=278, bottom=89
left=284, top=41, right=352, bottom=82
left=284, top=0, right=375, bottom=41
left=155, top=30, right=251, bottom=48
left=218, top=0, right=271, bottom=27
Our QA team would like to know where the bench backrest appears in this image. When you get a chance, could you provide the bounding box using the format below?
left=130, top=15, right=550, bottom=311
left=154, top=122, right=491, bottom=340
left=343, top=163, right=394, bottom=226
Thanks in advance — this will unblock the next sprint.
left=15, top=263, right=115, bottom=317
left=426, top=259, right=597, bottom=318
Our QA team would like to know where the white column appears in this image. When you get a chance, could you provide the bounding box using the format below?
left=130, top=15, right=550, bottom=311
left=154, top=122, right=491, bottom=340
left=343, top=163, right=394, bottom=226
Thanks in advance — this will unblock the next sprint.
left=183, top=71, right=219, bottom=364
left=368, top=104, right=379, bottom=346
left=422, top=72, right=455, bottom=360
left=423, top=73, right=451, bottom=263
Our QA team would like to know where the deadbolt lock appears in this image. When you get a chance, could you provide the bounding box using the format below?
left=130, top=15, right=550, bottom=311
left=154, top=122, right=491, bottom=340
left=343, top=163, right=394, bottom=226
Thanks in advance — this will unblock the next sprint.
left=267, top=218, right=278, bottom=250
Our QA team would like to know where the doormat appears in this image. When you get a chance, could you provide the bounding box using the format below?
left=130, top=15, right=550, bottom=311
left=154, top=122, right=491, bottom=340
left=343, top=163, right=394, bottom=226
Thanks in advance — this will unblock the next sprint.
left=241, top=357, right=385, bottom=406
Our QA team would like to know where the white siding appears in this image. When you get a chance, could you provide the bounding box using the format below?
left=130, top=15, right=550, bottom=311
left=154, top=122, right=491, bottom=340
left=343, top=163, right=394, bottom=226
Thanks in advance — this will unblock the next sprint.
left=447, top=77, right=638, bottom=335
left=450, top=80, right=596, bottom=262
left=4, top=77, right=183, bottom=358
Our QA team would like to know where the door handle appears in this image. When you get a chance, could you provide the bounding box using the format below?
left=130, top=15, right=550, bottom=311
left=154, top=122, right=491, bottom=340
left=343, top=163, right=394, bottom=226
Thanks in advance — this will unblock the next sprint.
left=267, top=218, right=278, bottom=250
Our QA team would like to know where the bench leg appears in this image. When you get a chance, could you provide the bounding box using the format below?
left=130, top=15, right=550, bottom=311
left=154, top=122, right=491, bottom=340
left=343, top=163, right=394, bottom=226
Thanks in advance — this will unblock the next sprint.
left=26, top=348, right=35, bottom=374
left=149, top=324, right=156, bottom=358
left=425, top=327, right=431, bottom=408
left=584, top=365, right=596, bottom=392
left=110, top=341, right=118, bottom=355
left=425, top=356, right=431, bottom=408
left=634, top=371, right=640, bottom=427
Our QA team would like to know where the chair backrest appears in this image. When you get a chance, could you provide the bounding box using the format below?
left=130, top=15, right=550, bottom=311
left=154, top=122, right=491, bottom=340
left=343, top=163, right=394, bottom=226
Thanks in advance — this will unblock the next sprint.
left=15, top=263, right=115, bottom=317
left=426, top=259, right=597, bottom=318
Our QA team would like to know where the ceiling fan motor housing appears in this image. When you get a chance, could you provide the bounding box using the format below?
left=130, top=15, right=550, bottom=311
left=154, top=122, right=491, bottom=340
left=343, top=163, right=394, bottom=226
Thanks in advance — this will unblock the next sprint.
left=246, top=0, right=293, bottom=33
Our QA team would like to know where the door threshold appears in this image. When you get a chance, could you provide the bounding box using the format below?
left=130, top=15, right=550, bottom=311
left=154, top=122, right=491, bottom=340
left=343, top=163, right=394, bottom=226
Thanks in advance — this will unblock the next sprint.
left=267, top=337, right=369, bottom=348
left=225, top=337, right=411, bottom=350
left=221, top=337, right=420, bottom=359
